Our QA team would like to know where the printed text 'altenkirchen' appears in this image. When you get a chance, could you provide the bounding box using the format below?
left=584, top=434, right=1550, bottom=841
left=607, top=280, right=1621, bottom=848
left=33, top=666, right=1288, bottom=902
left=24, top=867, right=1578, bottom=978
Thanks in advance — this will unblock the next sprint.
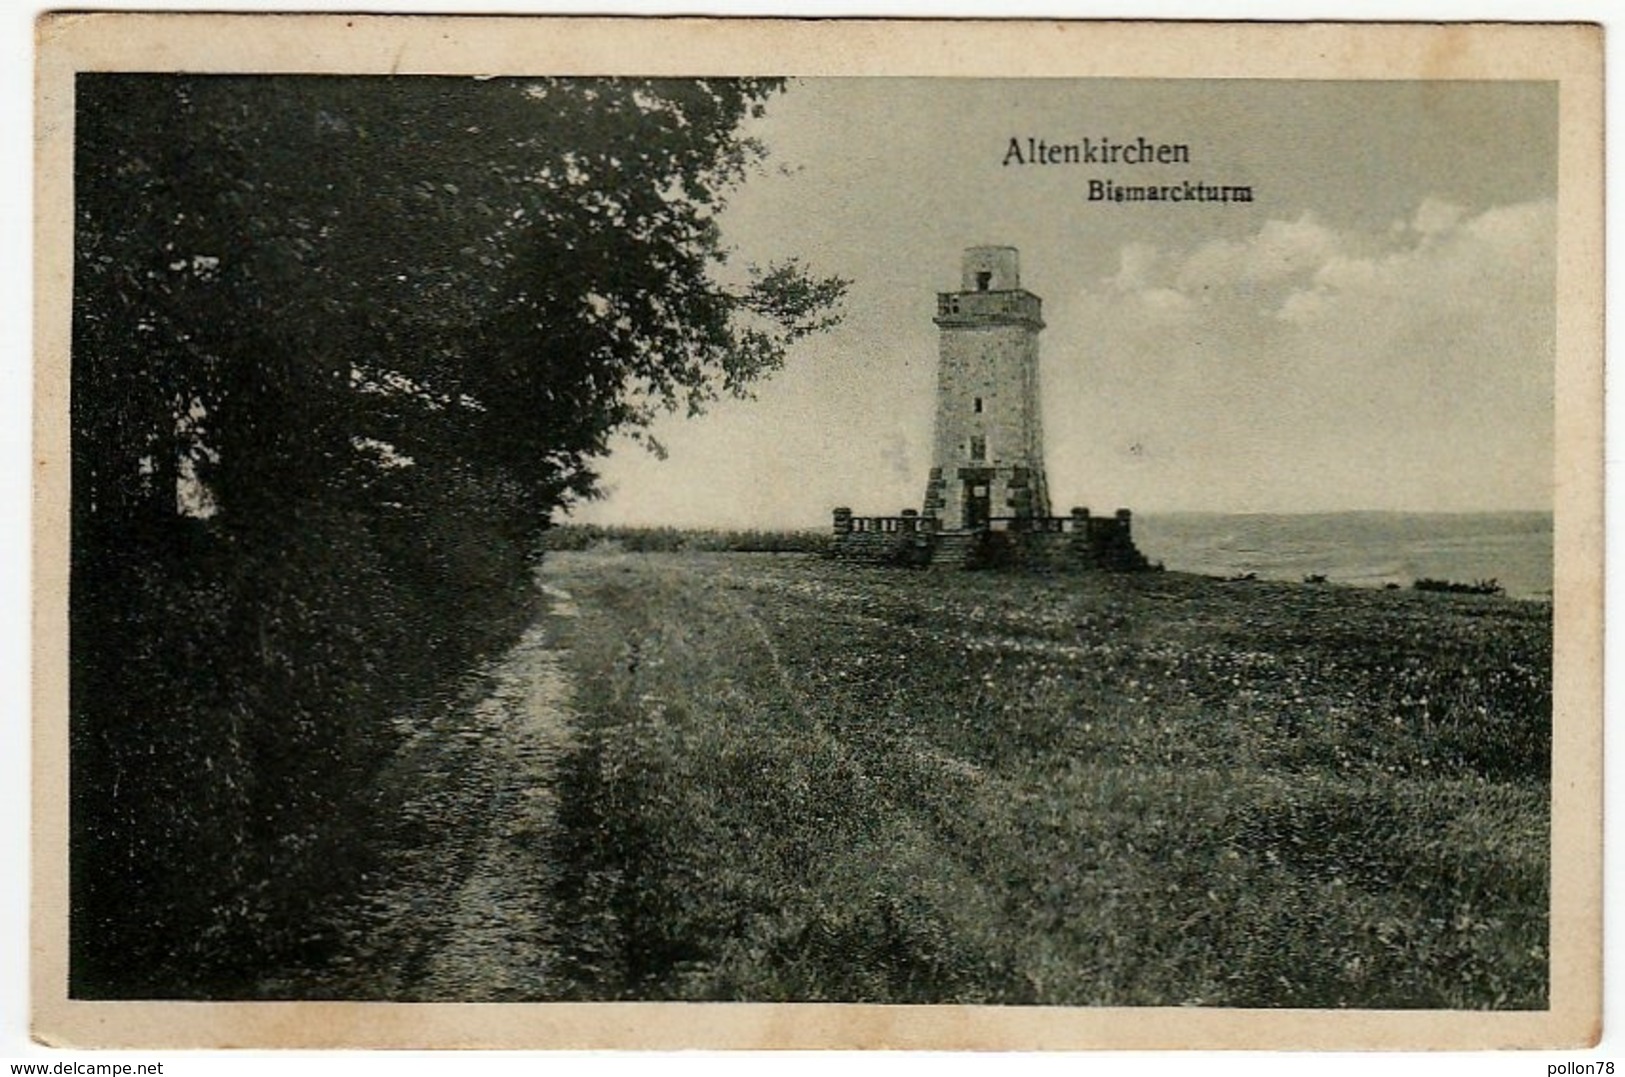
left=1002, top=136, right=1189, bottom=166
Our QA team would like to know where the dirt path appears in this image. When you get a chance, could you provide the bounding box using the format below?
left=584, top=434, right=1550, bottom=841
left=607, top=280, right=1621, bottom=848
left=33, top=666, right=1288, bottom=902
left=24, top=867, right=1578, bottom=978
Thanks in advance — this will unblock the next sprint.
left=257, top=582, right=581, bottom=1001
left=411, top=585, right=580, bottom=999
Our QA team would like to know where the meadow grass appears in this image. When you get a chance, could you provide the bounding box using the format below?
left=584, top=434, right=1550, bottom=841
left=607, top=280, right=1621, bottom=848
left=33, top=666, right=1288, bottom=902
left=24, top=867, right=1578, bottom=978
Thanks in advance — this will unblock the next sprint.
left=543, top=551, right=1550, bottom=1007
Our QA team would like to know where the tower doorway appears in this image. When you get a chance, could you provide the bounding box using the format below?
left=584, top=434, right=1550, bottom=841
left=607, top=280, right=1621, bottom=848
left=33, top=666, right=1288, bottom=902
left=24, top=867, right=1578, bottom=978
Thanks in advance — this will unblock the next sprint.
left=961, top=474, right=992, bottom=530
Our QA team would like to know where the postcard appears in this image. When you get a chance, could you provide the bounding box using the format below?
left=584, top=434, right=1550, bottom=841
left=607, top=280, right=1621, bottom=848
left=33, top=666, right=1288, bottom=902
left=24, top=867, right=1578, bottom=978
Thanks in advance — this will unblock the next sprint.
left=32, top=15, right=1603, bottom=1050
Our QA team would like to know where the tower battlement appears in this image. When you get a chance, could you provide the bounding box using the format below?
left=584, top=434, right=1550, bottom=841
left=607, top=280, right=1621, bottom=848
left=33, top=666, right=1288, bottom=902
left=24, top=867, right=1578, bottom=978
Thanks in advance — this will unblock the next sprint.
left=934, top=290, right=1044, bottom=328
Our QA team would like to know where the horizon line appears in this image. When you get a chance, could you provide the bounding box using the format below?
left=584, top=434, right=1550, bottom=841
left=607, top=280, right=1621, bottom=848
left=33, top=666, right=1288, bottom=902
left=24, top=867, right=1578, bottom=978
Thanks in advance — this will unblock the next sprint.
left=561, top=506, right=1555, bottom=529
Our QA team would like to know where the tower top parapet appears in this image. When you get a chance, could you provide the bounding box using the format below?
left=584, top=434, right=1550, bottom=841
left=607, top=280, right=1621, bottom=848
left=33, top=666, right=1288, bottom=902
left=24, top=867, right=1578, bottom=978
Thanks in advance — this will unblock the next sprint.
left=960, top=246, right=1021, bottom=292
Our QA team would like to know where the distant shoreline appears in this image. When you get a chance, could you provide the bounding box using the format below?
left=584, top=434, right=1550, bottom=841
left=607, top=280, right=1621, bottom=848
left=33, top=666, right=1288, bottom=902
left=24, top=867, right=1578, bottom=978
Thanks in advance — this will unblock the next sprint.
left=545, top=513, right=1554, bottom=602
left=1136, top=508, right=1552, bottom=519
left=1132, top=511, right=1553, bottom=601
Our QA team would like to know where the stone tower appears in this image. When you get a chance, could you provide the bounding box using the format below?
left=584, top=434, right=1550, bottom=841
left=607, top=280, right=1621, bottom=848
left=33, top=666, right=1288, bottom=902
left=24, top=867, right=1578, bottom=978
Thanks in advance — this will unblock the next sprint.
left=921, top=246, right=1052, bottom=530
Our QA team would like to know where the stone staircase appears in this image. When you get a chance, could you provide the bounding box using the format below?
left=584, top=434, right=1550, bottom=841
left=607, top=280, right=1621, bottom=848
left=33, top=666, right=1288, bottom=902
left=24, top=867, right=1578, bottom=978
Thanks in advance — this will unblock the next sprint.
left=928, top=530, right=983, bottom=569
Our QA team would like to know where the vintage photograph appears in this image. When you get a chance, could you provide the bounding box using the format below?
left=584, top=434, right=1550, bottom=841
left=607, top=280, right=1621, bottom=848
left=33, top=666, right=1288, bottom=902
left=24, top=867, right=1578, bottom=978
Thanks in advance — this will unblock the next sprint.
left=34, top=16, right=1602, bottom=1051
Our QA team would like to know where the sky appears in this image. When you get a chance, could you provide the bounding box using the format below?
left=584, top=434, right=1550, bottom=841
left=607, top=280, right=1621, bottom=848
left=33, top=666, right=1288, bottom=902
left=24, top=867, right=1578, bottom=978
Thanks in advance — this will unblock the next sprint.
left=568, top=78, right=1558, bottom=527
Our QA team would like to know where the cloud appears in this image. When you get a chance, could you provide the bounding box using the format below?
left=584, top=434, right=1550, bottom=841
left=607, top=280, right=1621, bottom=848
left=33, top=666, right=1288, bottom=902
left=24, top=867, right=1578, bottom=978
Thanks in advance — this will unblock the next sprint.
left=1138, top=287, right=1196, bottom=317
left=1175, top=212, right=1341, bottom=292
left=1107, top=241, right=1164, bottom=291
left=1410, top=196, right=1468, bottom=238
left=1045, top=198, right=1554, bottom=512
left=1279, top=198, right=1553, bottom=330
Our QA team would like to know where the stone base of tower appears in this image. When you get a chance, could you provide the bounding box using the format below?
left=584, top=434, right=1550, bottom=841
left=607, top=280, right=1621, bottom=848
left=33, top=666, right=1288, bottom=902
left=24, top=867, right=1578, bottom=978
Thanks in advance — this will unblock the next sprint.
left=922, top=466, right=1052, bottom=531
left=981, top=518, right=1151, bottom=573
left=829, top=506, right=1152, bottom=573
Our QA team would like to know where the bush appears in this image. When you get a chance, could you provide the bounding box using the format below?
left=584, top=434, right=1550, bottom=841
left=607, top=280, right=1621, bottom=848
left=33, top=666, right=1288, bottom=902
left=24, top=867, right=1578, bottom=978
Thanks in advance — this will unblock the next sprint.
left=70, top=477, right=541, bottom=997
left=1414, top=577, right=1505, bottom=596
left=544, top=524, right=831, bottom=555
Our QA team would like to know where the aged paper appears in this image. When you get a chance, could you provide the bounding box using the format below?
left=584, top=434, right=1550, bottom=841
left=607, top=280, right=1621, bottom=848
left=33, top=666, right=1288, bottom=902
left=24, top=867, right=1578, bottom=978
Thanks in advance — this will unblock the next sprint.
left=33, top=15, right=1602, bottom=1050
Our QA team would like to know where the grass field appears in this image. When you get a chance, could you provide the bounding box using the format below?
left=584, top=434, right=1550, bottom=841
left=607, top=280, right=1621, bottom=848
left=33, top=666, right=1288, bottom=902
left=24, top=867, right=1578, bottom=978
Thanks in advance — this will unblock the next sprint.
left=541, top=550, right=1550, bottom=1008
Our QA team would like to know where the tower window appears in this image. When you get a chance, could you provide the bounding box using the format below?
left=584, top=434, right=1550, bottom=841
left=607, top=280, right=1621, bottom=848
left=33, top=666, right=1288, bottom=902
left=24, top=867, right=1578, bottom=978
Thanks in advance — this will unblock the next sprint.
left=973, top=396, right=983, bottom=414
left=976, top=271, right=992, bottom=291
left=970, top=435, right=986, bottom=461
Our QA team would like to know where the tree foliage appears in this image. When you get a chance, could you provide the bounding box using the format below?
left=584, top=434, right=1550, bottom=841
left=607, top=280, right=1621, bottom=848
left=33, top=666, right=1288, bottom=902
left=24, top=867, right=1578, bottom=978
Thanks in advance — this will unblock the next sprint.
left=69, top=74, right=844, bottom=996
left=75, top=74, right=844, bottom=530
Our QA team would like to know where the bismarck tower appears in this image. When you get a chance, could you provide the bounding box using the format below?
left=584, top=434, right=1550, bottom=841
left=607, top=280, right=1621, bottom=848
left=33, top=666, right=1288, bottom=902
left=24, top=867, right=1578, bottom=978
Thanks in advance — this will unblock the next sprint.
left=922, top=246, right=1052, bottom=530
left=831, top=245, right=1148, bottom=572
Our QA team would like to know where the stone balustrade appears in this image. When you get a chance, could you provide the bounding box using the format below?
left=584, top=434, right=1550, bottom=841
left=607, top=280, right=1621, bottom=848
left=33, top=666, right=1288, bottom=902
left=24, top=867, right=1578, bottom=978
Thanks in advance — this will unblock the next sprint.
left=829, top=505, right=1146, bottom=571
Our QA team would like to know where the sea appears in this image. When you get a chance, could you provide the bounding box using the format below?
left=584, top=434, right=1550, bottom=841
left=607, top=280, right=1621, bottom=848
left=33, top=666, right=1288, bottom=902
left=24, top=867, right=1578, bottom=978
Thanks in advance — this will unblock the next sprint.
left=1132, top=511, right=1554, bottom=600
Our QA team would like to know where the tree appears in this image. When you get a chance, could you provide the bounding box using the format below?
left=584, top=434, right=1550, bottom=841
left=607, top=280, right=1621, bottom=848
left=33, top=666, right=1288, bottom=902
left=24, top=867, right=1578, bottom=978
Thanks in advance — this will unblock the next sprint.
left=70, top=74, right=845, bottom=996
left=75, top=74, right=844, bottom=533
